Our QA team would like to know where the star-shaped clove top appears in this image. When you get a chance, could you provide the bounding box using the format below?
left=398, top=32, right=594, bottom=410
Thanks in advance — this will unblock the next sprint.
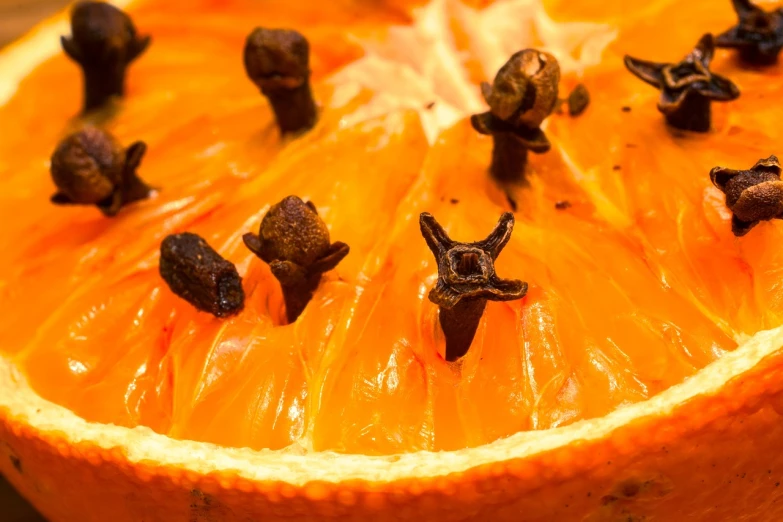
left=624, top=34, right=740, bottom=132
left=710, top=155, right=783, bottom=236
left=420, top=212, right=527, bottom=310
left=716, top=0, right=783, bottom=65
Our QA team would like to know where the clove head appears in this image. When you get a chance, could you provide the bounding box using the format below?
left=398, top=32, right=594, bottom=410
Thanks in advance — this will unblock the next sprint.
left=710, top=155, right=783, bottom=236
left=49, top=127, right=151, bottom=216
left=63, top=1, right=150, bottom=68
left=624, top=34, right=739, bottom=132
left=716, top=0, right=783, bottom=65
left=244, top=28, right=310, bottom=95
left=242, top=196, right=349, bottom=323
left=50, top=127, right=125, bottom=205
left=242, top=196, right=349, bottom=286
left=248, top=196, right=331, bottom=268
left=481, top=49, right=561, bottom=129
left=420, top=212, right=527, bottom=310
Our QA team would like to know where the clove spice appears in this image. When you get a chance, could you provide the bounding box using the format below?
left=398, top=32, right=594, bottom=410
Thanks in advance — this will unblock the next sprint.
left=710, top=155, right=783, bottom=236
left=420, top=212, right=527, bottom=361
left=244, top=28, right=317, bottom=135
left=471, top=50, right=561, bottom=183
left=567, top=84, right=590, bottom=116
left=243, top=196, right=349, bottom=323
left=160, top=233, right=245, bottom=317
left=49, top=126, right=152, bottom=216
left=624, top=34, right=740, bottom=132
left=61, top=1, right=151, bottom=113
left=716, top=0, right=783, bottom=66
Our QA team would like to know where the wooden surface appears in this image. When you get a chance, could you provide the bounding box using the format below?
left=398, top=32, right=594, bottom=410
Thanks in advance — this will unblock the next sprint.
left=1, top=476, right=46, bottom=522
left=0, top=0, right=71, bottom=47
left=1, top=1, right=70, bottom=518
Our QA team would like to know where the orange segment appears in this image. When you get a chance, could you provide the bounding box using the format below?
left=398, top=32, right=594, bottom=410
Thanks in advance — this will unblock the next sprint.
left=311, top=118, right=736, bottom=454
left=9, top=101, right=429, bottom=442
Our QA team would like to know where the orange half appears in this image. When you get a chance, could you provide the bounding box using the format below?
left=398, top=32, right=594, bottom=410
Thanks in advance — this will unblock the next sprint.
left=2, top=0, right=783, bottom=520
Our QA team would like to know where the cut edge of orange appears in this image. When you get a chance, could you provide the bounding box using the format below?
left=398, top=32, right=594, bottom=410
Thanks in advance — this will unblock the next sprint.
left=2, top=325, right=783, bottom=485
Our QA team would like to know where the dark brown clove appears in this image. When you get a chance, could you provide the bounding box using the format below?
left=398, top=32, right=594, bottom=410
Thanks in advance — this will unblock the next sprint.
left=160, top=233, right=245, bottom=317
left=420, top=212, right=527, bottom=361
left=61, top=1, right=150, bottom=113
left=243, top=196, right=349, bottom=323
left=567, top=84, right=590, bottom=116
left=244, top=28, right=317, bottom=136
left=49, top=126, right=152, bottom=216
left=716, top=0, right=783, bottom=66
left=624, top=34, right=740, bottom=132
left=710, top=155, right=783, bottom=236
left=471, top=49, right=561, bottom=183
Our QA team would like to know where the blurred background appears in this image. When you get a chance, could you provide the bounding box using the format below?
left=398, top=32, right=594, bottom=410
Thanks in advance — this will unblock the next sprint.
left=0, top=0, right=68, bottom=46
left=0, top=1, right=68, bottom=518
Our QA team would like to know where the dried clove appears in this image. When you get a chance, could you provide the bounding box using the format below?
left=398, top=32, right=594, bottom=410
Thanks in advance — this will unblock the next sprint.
left=61, top=1, right=150, bottom=113
left=420, top=212, right=527, bottom=361
left=624, top=34, right=740, bottom=132
left=567, top=84, right=590, bottom=116
left=243, top=196, right=349, bottom=323
left=471, top=49, right=561, bottom=183
left=716, top=0, right=783, bottom=66
left=49, top=126, right=152, bottom=216
left=244, top=28, right=317, bottom=135
left=710, top=155, right=783, bottom=236
left=160, top=233, right=245, bottom=317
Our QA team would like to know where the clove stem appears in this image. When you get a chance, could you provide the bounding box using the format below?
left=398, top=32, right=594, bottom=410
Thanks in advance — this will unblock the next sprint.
left=244, top=28, right=318, bottom=136
left=264, top=82, right=317, bottom=135
left=490, top=133, right=530, bottom=183
left=664, top=92, right=711, bottom=132
left=61, top=2, right=150, bottom=113
left=279, top=274, right=321, bottom=324
left=439, top=298, right=488, bottom=361
left=81, top=65, right=125, bottom=113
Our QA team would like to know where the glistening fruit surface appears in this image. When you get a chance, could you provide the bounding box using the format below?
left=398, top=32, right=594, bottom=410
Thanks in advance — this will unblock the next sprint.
left=0, top=0, right=780, bottom=457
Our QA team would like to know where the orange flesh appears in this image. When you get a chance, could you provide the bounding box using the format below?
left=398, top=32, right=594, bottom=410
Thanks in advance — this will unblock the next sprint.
left=0, top=0, right=782, bottom=455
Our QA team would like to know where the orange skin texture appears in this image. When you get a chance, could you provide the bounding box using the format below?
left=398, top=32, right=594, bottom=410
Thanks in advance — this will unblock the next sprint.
left=2, top=0, right=783, bottom=519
